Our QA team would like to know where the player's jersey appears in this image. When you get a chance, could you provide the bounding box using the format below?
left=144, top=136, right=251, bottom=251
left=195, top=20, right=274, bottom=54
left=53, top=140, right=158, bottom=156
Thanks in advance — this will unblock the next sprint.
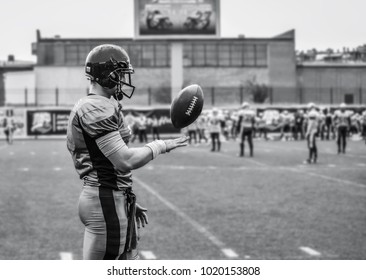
left=67, top=94, right=132, bottom=190
left=362, top=111, right=366, bottom=125
left=334, top=110, right=350, bottom=128
left=187, top=121, right=198, bottom=131
left=238, top=109, right=256, bottom=131
left=280, top=112, right=292, bottom=126
left=196, top=116, right=207, bottom=130
left=256, top=115, right=265, bottom=129
left=318, top=112, right=326, bottom=126
left=208, top=114, right=222, bottom=133
left=306, top=109, right=319, bottom=135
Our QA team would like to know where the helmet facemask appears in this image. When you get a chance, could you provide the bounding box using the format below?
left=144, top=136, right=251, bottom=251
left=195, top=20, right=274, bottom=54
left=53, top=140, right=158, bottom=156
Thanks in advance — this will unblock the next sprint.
left=108, top=58, right=135, bottom=100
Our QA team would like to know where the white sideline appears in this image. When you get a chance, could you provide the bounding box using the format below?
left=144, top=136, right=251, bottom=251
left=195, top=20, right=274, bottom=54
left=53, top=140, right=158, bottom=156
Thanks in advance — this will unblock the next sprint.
left=140, top=251, right=157, bottom=260
left=222, top=248, right=239, bottom=258
left=246, top=156, right=366, bottom=189
left=134, top=177, right=239, bottom=259
left=299, top=247, right=321, bottom=257
left=59, top=252, right=73, bottom=260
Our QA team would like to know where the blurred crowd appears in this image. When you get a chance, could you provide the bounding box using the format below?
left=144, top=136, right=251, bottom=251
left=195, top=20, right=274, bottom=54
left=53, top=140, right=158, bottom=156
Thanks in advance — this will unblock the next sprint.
left=180, top=104, right=366, bottom=148
left=120, top=104, right=366, bottom=149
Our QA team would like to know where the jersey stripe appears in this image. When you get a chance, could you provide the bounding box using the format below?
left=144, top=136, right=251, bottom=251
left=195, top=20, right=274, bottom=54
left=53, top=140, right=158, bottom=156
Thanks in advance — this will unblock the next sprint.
left=82, top=129, right=118, bottom=189
left=99, top=188, right=121, bottom=260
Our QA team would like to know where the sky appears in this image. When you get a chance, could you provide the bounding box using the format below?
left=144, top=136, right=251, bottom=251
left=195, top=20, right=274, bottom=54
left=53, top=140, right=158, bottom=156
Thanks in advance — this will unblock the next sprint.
left=1, top=0, right=365, bottom=62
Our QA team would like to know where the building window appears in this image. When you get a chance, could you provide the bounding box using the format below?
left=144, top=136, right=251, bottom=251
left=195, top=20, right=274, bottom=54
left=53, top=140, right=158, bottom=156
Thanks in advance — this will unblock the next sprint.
left=231, top=44, right=244, bottom=66
left=129, top=44, right=142, bottom=67
left=218, top=44, right=230, bottom=66
left=65, top=45, right=79, bottom=65
left=256, top=44, right=267, bottom=66
left=78, top=45, right=91, bottom=65
left=205, top=44, right=218, bottom=66
left=183, top=44, right=193, bottom=66
left=183, top=42, right=267, bottom=67
left=155, top=44, right=170, bottom=67
left=243, top=45, right=255, bottom=66
left=192, top=44, right=205, bottom=66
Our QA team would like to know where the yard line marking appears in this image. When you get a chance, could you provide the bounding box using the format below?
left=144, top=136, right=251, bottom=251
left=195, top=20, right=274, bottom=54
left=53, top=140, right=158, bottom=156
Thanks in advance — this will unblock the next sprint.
left=9, top=151, right=14, bottom=155
left=357, top=163, right=366, bottom=167
left=59, top=252, right=73, bottom=260
left=52, top=151, right=58, bottom=155
left=53, top=167, right=62, bottom=171
left=222, top=248, right=239, bottom=258
left=134, top=177, right=237, bottom=257
left=328, top=164, right=336, bottom=168
left=140, top=251, right=157, bottom=260
left=299, top=247, right=321, bottom=257
left=266, top=143, right=366, bottom=159
left=288, top=168, right=366, bottom=188
left=20, top=168, right=29, bottom=172
left=239, top=150, right=366, bottom=188
left=30, top=151, right=35, bottom=156
left=211, top=151, right=267, bottom=167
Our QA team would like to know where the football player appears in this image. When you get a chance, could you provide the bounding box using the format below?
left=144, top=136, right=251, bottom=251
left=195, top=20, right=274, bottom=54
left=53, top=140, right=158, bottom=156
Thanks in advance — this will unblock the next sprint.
left=236, top=102, right=256, bottom=157
left=66, top=44, right=188, bottom=260
left=294, top=109, right=305, bottom=140
left=304, top=102, right=319, bottom=164
left=362, top=109, right=366, bottom=144
left=208, top=107, right=222, bottom=151
left=279, top=110, right=292, bottom=141
left=333, top=103, right=351, bottom=154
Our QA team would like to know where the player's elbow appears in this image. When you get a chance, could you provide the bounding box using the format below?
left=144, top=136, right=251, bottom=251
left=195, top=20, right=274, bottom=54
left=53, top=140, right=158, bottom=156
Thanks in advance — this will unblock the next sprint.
left=114, top=161, right=133, bottom=172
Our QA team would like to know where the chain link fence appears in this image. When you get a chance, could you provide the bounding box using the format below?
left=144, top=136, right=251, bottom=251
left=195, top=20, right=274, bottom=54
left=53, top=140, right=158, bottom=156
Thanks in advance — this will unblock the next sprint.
left=4, top=86, right=366, bottom=108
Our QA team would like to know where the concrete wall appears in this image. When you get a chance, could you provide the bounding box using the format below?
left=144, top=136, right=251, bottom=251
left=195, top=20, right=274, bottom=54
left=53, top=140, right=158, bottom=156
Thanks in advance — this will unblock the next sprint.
left=33, top=66, right=172, bottom=106
left=268, top=40, right=297, bottom=103
left=4, top=71, right=35, bottom=105
left=297, top=66, right=366, bottom=104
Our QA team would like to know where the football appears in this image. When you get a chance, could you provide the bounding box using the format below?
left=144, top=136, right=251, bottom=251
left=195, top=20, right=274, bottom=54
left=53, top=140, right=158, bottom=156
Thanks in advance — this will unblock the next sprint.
left=170, top=84, right=204, bottom=129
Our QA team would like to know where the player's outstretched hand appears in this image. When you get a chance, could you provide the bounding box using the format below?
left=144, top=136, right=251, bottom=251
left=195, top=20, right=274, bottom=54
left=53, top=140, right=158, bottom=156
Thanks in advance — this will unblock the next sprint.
left=164, top=135, right=189, bottom=152
left=136, top=203, right=148, bottom=228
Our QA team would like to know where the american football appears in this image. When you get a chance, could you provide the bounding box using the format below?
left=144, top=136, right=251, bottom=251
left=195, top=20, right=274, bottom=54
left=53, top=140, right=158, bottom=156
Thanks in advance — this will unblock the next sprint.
left=170, top=84, right=204, bottom=129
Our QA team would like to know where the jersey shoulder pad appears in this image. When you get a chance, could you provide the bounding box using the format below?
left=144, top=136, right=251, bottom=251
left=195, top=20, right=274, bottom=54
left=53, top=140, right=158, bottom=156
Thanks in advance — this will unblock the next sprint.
left=77, top=96, right=119, bottom=138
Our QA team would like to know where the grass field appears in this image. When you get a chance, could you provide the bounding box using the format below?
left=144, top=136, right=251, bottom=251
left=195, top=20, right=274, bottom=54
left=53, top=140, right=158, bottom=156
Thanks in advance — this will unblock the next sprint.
left=0, top=136, right=365, bottom=260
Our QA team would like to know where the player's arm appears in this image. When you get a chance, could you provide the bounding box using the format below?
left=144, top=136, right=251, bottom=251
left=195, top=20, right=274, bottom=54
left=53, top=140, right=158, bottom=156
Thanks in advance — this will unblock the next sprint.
left=96, top=131, right=188, bottom=172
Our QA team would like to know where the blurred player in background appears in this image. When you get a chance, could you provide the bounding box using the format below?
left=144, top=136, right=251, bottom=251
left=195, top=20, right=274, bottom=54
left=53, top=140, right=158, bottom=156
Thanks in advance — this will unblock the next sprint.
left=3, top=115, right=15, bottom=144
left=67, top=44, right=188, bottom=260
left=304, top=102, right=319, bottom=164
left=294, top=109, right=305, bottom=140
left=362, top=109, right=366, bottom=144
left=317, top=107, right=326, bottom=140
left=279, top=110, right=292, bottom=141
left=208, top=107, right=222, bottom=152
left=151, top=115, right=160, bottom=140
left=324, top=108, right=334, bottom=140
left=334, top=103, right=351, bottom=154
left=237, top=102, right=256, bottom=157
left=196, top=115, right=208, bottom=144
left=256, top=111, right=268, bottom=140
left=137, top=114, right=148, bottom=143
left=187, top=120, right=198, bottom=145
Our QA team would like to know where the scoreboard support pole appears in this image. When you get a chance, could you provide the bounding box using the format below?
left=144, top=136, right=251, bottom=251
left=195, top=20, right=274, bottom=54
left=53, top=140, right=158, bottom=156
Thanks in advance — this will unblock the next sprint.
left=171, top=42, right=183, bottom=100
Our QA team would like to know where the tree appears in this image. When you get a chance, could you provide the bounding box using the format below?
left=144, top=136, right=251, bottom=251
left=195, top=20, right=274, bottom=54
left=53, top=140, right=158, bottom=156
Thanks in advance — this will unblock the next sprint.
left=245, top=76, right=269, bottom=104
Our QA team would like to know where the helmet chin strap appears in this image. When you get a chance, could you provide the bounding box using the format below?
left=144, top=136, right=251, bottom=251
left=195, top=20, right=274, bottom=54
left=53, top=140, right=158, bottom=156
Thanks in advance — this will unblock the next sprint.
left=113, top=83, right=124, bottom=101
